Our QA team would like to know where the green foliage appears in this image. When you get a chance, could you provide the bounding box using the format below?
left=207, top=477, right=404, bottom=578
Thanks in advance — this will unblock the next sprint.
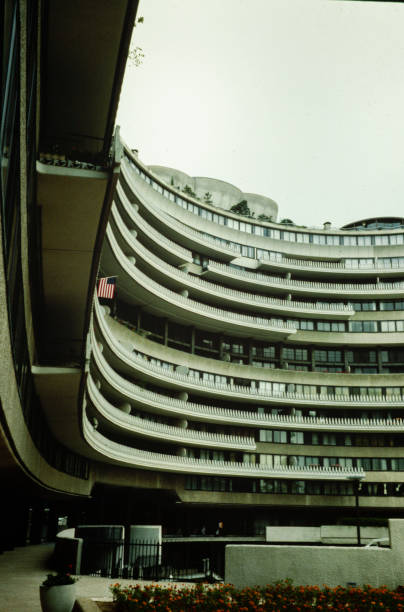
left=182, top=184, right=197, bottom=198
left=230, top=199, right=251, bottom=217
left=42, top=569, right=77, bottom=587
left=204, top=192, right=213, bottom=204
left=280, top=218, right=294, bottom=225
left=128, top=16, right=145, bottom=67
left=258, top=213, right=273, bottom=222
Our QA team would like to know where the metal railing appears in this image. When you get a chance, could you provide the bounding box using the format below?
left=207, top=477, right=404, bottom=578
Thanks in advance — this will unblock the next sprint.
left=80, top=537, right=224, bottom=582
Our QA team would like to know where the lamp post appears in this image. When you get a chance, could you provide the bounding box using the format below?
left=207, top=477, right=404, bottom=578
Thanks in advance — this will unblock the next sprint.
left=347, top=475, right=365, bottom=545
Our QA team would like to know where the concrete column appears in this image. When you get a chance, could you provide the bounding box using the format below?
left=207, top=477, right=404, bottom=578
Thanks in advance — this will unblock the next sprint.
left=190, top=327, right=195, bottom=354
left=311, top=347, right=316, bottom=371
left=377, top=348, right=383, bottom=374
left=248, top=339, right=253, bottom=365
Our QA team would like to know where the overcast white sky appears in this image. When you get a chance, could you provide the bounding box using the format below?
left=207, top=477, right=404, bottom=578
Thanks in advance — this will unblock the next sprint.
left=116, top=0, right=404, bottom=228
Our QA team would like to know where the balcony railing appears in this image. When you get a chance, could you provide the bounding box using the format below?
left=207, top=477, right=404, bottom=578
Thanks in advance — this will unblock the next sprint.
left=106, top=224, right=296, bottom=336
left=115, top=182, right=193, bottom=262
left=91, top=344, right=404, bottom=433
left=83, top=414, right=365, bottom=480
left=93, top=305, right=404, bottom=408
left=87, top=374, right=256, bottom=450
left=207, top=260, right=404, bottom=295
left=121, top=161, right=404, bottom=274
left=111, top=203, right=354, bottom=318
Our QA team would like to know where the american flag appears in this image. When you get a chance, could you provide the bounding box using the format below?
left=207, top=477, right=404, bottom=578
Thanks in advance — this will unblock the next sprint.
left=97, top=277, right=116, bottom=299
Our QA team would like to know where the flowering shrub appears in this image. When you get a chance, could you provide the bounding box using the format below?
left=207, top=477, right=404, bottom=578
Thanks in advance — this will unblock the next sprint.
left=110, top=581, right=404, bottom=611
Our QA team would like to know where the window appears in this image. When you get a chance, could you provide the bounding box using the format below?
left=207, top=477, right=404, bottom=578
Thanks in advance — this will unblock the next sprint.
left=290, top=431, right=304, bottom=444
left=273, top=430, right=287, bottom=444
left=259, top=430, right=273, bottom=442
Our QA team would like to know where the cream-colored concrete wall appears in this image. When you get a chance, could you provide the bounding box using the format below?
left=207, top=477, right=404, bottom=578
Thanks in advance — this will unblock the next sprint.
left=225, top=519, right=404, bottom=588
left=148, top=164, right=279, bottom=221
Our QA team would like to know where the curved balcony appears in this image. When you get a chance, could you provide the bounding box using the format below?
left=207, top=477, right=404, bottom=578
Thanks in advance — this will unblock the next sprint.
left=121, top=161, right=404, bottom=279
left=87, top=374, right=256, bottom=451
left=93, top=303, right=404, bottom=409
left=83, top=413, right=365, bottom=480
left=124, top=149, right=404, bottom=249
left=104, top=223, right=296, bottom=340
left=110, top=202, right=354, bottom=320
left=91, top=338, right=404, bottom=431
left=115, top=181, right=193, bottom=266
left=205, top=260, right=404, bottom=299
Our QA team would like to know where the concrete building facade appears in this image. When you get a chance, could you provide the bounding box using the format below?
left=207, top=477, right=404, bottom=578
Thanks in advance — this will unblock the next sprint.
left=1, top=0, right=404, bottom=549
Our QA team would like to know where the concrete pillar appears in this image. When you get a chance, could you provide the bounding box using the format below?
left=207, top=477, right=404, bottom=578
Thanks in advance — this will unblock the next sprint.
left=190, top=327, right=196, bottom=354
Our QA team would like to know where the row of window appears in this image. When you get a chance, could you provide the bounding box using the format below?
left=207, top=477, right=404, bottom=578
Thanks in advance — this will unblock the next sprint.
left=116, top=304, right=404, bottom=372
left=203, top=235, right=404, bottom=270
left=259, top=454, right=404, bottom=471
left=351, top=300, right=404, bottom=311
left=258, top=430, right=400, bottom=447
left=185, top=475, right=404, bottom=497
left=128, top=155, right=404, bottom=247
left=132, top=348, right=404, bottom=397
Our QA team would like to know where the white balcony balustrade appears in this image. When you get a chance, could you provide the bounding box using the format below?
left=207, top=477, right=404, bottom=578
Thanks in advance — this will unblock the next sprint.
left=105, top=223, right=296, bottom=339
left=93, top=303, right=404, bottom=409
left=90, top=339, right=404, bottom=431
left=83, top=414, right=365, bottom=481
left=87, top=374, right=256, bottom=450
left=110, top=202, right=354, bottom=319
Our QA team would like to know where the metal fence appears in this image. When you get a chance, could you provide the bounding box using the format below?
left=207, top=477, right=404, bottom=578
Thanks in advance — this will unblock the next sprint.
left=80, top=539, right=225, bottom=582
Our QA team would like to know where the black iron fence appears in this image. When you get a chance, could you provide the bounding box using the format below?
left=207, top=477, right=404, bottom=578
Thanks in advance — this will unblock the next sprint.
left=80, top=539, right=225, bottom=582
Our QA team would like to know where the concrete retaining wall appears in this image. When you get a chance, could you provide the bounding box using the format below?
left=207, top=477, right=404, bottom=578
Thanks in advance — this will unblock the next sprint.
left=226, top=519, right=404, bottom=588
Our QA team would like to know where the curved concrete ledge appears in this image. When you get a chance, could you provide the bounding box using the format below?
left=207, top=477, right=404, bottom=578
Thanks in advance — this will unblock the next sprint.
left=83, top=413, right=365, bottom=480
left=93, top=305, right=404, bottom=408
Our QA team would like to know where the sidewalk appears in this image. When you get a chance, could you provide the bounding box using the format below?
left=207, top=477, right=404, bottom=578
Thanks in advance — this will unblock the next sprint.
left=0, top=544, right=194, bottom=612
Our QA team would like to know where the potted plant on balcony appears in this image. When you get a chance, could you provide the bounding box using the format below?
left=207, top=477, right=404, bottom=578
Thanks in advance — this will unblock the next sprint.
left=40, top=566, right=77, bottom=612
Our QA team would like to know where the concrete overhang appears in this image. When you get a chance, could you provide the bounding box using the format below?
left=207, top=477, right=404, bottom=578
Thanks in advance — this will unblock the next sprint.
left=37, top=162, right=111, bottom=363
left=31, top=366, right=85, bottom=452
left=40, top=0, right=138, bottom=163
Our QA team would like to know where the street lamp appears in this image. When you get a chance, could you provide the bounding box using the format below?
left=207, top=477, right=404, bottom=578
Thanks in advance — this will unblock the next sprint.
left=347, top=475, right=365, bottom=545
